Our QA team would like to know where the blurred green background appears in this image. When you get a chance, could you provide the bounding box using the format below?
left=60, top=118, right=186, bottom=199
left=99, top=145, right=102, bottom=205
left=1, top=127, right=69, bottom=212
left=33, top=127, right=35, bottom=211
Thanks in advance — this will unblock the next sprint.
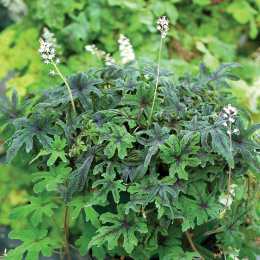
left=0, top=0, right=260, bottom=242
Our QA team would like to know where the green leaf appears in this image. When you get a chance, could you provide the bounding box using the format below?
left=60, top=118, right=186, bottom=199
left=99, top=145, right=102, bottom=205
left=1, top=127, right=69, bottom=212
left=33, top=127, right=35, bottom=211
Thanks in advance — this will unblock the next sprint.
left=197, top=61, right=242, bottom=90
left=86, top=172, right=126, bottom=206
left=5, top=114, right=61, bottom=164
left=88, top=204, right=148, bottom=254
left=75, top=224, right=106, bottom=259
left=126, top=176, right=177, bottom=219
left=216, top=203, right=253, bottom=248
left=135, top=123, right=170, bottom=167
left=0, top=88, right=32, bottom=137
left=66, top=72, right=102, bottom=110
left=181, top=181, right=223, bottom=225
left=65, top=145, right=98, bottom=202
left=151, top=222, right=182, bottom=259
left=100, top=107, right=138, bottom=129
left=226, top=1, right=257, bottom=25
left=97, top=122, right=136, bottom=159
left=61, top=12, right=89, bottom=50
left=30, top=135, right=67, bottom=166
left=201, top=121, right=234, bottom=167
left=232, top=119, right=260, bottom=175
left=67, top=194, right=101, bottom=228
left=163, top=247, right=200, bottom=260
left=159, top=134, right=201, bottom=180
left=239, top=240, right=260, bottom=260
left=7, top=224, right=54, bottom=260
left=8, top=192, right=58, bottom=226
left=139, top=58, right=174, bottom=80
left=120, top=82, right=164, bottom=119
left=30, top=163, right=71, bottom=193
left=36, top=0, right=74, bottom=29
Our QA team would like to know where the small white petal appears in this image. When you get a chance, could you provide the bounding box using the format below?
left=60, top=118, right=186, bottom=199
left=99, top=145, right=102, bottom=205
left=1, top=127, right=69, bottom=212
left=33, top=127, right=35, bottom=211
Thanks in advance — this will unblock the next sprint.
left=223, top=122, right=227, bottom=127
left=157, top=25, right=161, bottom=30
left=223, top=114, right=228, bottom=118
left=233, top=129, right=239, bottom=133
left=223, top=107, right=229, bottom=113
left=227, top=130, right=231, bottom=135
left=156, top=18, right=161, bottom=24
left=49, top=70, right=55, bottom=76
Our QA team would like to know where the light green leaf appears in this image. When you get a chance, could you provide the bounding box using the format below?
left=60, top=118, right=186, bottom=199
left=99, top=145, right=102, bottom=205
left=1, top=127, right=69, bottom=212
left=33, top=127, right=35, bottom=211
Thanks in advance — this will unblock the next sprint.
left=8, top=192, right=58, bottom=226
left=30, top=163, right=71, bottom=193
left=7, top=224, right=54, bottom=260
left=68, top=194, right=101, bottom=228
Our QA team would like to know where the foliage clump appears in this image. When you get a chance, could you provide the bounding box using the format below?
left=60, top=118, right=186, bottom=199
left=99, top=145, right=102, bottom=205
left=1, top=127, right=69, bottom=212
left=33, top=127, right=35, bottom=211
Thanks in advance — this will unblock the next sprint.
left=1, top=58, right=260, bottom=259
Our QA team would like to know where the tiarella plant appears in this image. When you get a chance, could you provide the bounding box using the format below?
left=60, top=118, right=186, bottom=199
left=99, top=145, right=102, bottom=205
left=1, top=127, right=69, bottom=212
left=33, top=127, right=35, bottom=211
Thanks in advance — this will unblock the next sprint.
left=1, top=16, right=260, bottom=260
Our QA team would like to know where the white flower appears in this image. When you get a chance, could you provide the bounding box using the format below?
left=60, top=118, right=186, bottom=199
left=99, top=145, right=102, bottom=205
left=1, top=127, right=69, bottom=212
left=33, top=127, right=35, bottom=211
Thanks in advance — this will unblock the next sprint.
left=223, top=113, right=228, bottom=118
left=44, top=60, right=50, bottom=65
left=118, top=34, right=135, bottom=65
left=56, top=58, right=61, bottom=64
left=223, top=122, right=227, bottom=127
left=156, top=16, right=170, bottom=38
left=41, top=53, right=47, bottom=59
left=229, top=118, right=235, bottom=123
left=227, top=130, right=231, bottom=135
left=156, top=18, right=161, bottom=24
left=85, top=44, right=116, bottom=64
left=42, top=27, right=62, bottom=54
left=233, top=129, right=239, bottom=133
left=49, top=70, right=55, bottom=76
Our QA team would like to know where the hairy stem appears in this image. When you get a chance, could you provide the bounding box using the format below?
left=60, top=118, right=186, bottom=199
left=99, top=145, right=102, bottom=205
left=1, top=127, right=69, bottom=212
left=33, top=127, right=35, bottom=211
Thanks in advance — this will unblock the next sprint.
left=64, top=206, right=71, bottom=260
left=147, top=33, right=163, bottom=129
left=50, top=59, right=77, bottom=118
left=177, top=219, right=203, bottom=259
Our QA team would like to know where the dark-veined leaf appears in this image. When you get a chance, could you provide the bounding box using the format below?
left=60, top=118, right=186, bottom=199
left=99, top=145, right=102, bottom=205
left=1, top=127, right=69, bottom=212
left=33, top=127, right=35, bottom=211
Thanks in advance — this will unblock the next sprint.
left=135, top=123, right=169, bottom=167
left=216, top=202, right=253, bottom=248
left=86, top=172, right=126, bottom=206
left=5, top=114, right=61, bottom=164
left=232, top=119, right=260, bottom=175
left=159, top=134, right=201, bottom=180
left=126, top=176, right=177, bottom=219
left=181, top=181, right=223, bottom=225
left=163, top=247, right=200, bottom=260
left=88, top=204, right=148, bottom=254
left=197, top=61, right=242, bottom=90
left=120, top=82, right=163, bottom=119
left=97, top=122, right=136, bottom=159
left=65, top=145, right=98, bottom=202
left=0, top=88, right=33, bottom=137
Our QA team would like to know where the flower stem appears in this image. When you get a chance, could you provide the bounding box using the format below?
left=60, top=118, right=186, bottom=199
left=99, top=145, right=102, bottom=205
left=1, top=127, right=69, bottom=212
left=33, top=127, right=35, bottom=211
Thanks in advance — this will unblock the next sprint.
left=50, top=59, right=77, bottom=117
left=147, top=34, right=163, bottom=130
left=64, top=206, right=71, bottom=260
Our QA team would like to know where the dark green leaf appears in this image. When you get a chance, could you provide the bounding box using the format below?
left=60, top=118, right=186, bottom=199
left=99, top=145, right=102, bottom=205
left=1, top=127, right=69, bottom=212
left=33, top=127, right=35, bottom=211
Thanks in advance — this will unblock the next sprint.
left=88, top=204, right=148, bottom=253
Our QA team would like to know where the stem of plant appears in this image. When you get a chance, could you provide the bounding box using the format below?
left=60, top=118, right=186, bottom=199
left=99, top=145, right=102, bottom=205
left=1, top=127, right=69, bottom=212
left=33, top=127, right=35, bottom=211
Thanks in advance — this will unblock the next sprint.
left=177, top=219, right=203, bottom=259
left=147, top=32, right=163, bottom=130
left=64, top=206, right=71, bottom=260
left=49, top=58, right=77, bottom=118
